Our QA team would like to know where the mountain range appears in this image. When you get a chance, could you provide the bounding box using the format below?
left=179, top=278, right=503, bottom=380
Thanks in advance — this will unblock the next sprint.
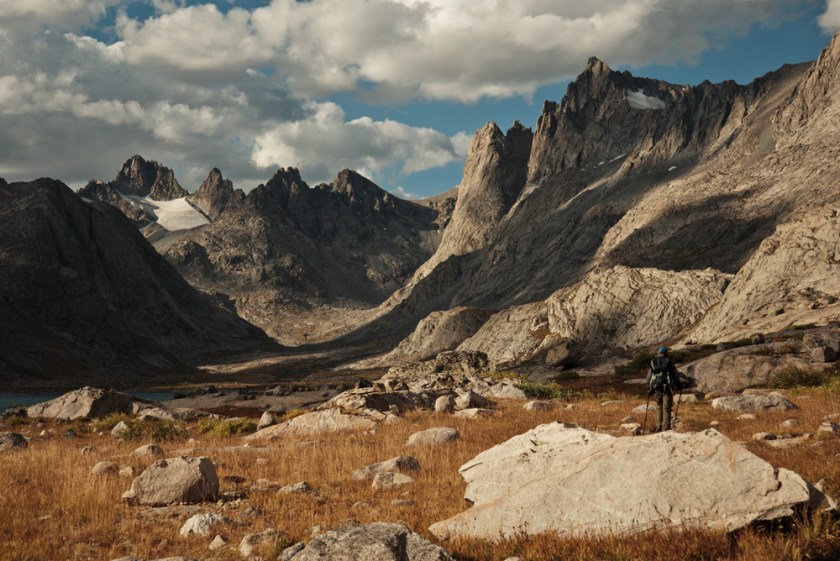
left=3, top=30, right=840, bottom=386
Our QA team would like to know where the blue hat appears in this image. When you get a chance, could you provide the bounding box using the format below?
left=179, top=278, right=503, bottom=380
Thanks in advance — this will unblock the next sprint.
left=657, top=346, right=668, bottom=354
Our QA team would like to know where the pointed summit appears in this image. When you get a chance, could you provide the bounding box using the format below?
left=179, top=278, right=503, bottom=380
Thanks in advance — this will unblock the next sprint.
left=585, top=56, right=612, bottom=75
left=112, top=155, right=187, bottom=201
left=191, top=168, right=233, bottom=219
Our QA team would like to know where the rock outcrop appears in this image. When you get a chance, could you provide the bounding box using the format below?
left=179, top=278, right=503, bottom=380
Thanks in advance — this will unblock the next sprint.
left=187, top=168, right=235, bottom=219
left=0, top=432, right=28, bottom=451
left=0, top=179, right=273, bottom=387
left=110, top=155, right=187, bottom=201
left=286, top=522, right=452, bottom=561
left=122, top=456, right=219, bottom=506
left=245, top=409, right=377, bottom=440
left=429, top=423, right=823, bottom=540
left=26, top=387, right=135, bottom=420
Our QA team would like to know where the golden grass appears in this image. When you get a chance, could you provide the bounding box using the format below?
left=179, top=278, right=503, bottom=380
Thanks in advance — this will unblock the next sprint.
left=1, top=389, right=838, bottom=561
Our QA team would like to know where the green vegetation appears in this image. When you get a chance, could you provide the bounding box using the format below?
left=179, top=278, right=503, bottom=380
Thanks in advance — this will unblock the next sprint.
left=486, top=370, right=529, bottom=383
left=91, top=412, right=132, bottom=432
left=768, top=367, right=829, bottom=389
left=113, top=419, right=189, bottom=442
left=614, top=350, right=655, bottom=378
left=197, top=417, right=257, bottom=437
left=552, top=370, right=580, bottom=381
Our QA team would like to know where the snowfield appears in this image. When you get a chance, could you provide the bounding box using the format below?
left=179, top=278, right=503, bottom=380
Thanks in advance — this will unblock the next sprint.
left=125, top=195, right=209, bottom=231
left=627, top=90, right=666, bottom=110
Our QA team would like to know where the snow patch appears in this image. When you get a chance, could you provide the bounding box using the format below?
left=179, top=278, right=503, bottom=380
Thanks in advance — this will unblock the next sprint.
left=124, top=195, right=209, bottom=231
left=627, top=90, right=666, bottom=110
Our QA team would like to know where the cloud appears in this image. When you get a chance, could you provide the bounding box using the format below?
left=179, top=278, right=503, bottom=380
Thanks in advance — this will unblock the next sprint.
left=391, top=186, right=420, bottom=200
left=820, top=0, right=840, bottom=31
left=251, top=101, right=463, bottom=184
left=0, top=0, right=119, bottom=32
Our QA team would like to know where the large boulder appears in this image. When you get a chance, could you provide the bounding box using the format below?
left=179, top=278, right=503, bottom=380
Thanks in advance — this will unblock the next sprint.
left=286, top=522, right=452, bottom=561
left=683, top=345, right=817, bottom=393
left=122, top=456, right=219, bottom=506
left=711, top=394, right=798, bottom=412
left=26, top=387, right=135, bottom=420
left=0, top=432, right=28, bottom=451
left=245, top=409, right=376, bottom=440
left=429, top=423, right=822, bottom=540
left=353, top=456, right=421, bottom=481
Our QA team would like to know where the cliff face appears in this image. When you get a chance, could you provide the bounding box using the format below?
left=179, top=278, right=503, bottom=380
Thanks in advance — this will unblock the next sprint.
left=189, top=168, right=235, bottom=219
left=111, top=155, right=188, bottom=200
left=0, top=178, right=274, bottom=387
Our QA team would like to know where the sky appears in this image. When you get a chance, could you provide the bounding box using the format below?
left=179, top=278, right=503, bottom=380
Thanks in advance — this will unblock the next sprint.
left=0, top=1, right=838, bottom=200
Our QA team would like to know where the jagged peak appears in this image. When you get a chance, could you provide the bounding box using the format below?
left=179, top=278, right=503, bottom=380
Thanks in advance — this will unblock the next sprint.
left=585, top=56, right=612, bottom=75
left=329, top=169, right=391, bottom=200
left=266, top=167, right=306, bottom=186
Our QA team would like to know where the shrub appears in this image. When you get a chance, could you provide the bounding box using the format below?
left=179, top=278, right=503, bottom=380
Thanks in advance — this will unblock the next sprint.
left=515, top=382, right=583, bottom=401
left=768, top=367, right=827, bottom=389
left=114, top=419, right=189, bottom=442
left=197, top=417, right=257, bottom=437
left=486, top=370, right=529, bottom=383
left=3, top=415, right=28, bottom=428
left=91, top=412, right=132, bottom=432
left=552, top=370, right=580, bottom=382
left=282, top=409, right=307, bottom=422
left=614, top=350, right=655, bottom=378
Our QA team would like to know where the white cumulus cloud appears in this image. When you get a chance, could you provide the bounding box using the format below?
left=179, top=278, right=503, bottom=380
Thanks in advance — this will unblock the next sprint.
left=820, top=0, right=840, bottom=31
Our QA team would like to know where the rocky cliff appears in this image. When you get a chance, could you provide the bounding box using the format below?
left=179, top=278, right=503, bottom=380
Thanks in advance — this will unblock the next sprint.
left=0, top=178, right=274, bottom=388
left=188, top=168, right=238, bottom=219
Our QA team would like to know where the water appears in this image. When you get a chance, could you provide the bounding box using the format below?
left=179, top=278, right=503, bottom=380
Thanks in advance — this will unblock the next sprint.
left=0, top=391, right=175, bottom=412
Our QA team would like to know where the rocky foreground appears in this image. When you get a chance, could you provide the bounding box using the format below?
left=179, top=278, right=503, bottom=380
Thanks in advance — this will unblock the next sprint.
left=1, top=351, right=838, bottom=561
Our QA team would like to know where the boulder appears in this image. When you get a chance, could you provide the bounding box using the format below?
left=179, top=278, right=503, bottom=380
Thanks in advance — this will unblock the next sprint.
left=453, top=408, right=495, bottom=419
left=111, top=421, right=132, bottom=438
left=122, top=456, right=219, bottom=506
left=544, top=340, right=579, bottom=367
left=179, top=513, right=227, bottom=537
left=454, top=390, right=494, bottom=411
left=353, top=456, right=420, bottom=481
left=246, top=410, right=377, bottom=440
left=802, top=329, right=840, bottom=362
left=523, top=400, right=555, bottom=412
left=285, top=522, right=452, bottom=561
left=434, top=395, right=454, bottom=414
left=683, top=346, right=815, bottom=393
left=407, top=427, right=460, bottom=446
left=279, top=481, right=313, bottom=495
left=27, top=387, right=134, bottom=420
left=711, top=394, right=798, bottom=412
left=429, top=423, right=823, bottom=540
left=0, top=432, right=28, bottom=451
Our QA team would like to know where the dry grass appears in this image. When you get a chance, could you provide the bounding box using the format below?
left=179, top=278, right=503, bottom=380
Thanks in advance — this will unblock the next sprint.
left=1, top=389, right=839, bottom=561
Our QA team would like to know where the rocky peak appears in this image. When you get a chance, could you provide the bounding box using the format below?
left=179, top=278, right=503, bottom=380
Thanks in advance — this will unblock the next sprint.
left=0, top=177, right=6, bottom=187
left=190, top=168, right=233, bottom=219
left=112, top=155, right=187, bottom=201
left=431, top=120, right=532, bottom=261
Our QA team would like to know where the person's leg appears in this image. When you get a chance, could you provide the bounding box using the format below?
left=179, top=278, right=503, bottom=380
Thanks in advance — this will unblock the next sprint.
left=655, top=393, right=664, bottom=432
left=662, top=392, right=673, bottom=430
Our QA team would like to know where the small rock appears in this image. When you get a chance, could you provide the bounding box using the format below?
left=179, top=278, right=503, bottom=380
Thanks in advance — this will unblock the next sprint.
left=279, top=481, right=312, bottom=494
left=818, top=421, right=840, bottom=435
left=737, top=414, right=757, bottom=421
left=119, top=466, right=136, bottom=478
left=209, top=534, right=228, bottom=550
left=752, top=432, right=777, bottom=441
left=765, top=434, right=813, bottom=449
left=712, top=395, right=797, bottom=412
left=454, top=390, right=494, bottom=411
left=391, top=499, right=416, bottom=507
left=250, top=479, right=281, bottom=493
left=620, top=423, right=641, bottom=435
left=179, top=513, right=227, bottom=537
left=633, top=404, right=656, bottom=413
left=80, top=446, right=98, bottom=455
left=406, top=427, right=459, bottom=446
left=353, top=456, right=420, bottom=481
left=601, top=400, right=623, bottom=406
left=91, top=461, right=119, bottom=476
left=111, top=421, right=131, bottom=438
left=131, top=444, right=164, bottom=458
left=239, top=529, right=287, bottom=558
left=0, top=432, right=29, bottom=451
left=453, top=408, right=495, bottom=419
left=780, top=419, right=800, bottom=429
left=257, top=411, right=277, bottom=431
left=372, top=472, right=415, bottom=491
left=523, top=400, right=555, bottom=412
left=255, top=458, right=269, bottom=466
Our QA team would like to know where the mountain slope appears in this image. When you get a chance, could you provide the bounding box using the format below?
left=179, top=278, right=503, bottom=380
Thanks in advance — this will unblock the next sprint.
left=0, top=178, right=275, bottom=388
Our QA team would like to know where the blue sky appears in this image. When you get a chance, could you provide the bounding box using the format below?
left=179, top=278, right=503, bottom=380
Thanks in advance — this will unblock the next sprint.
left=0, top=1, right=838, bottom=199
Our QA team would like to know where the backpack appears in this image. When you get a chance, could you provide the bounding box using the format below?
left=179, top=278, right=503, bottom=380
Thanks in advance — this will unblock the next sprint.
left=649, top=356, right=671, bottom=392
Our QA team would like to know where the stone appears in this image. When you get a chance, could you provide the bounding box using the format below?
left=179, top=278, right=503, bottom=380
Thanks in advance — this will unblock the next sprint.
left=257, top=411, right=277, bottom=430
left=802, top=329, right=840, bottom=362
left=250, top=479, right=282, bottom=493
left=353, top=456, right=420, bottom=481
left=544, top=340, right=579, bottom=367
left=434, top=395, right=454, bottom=414
left=454, top=390, right=494, bottom=411
left=112, top=421, right=131, bottom=438
left=372, top=472, right=416, bottom=491
left=523, top=400, right=555, bottom=411
left=765, top=434, right=813, bottom=449
left=239, top=529, right=288, bottom=558
left=453, top=408, right=495, bottom=419
left=179, top=513, right=227, bottom=537
left=674, top=392, right=704, bottom=403
left=780, top=419, right=801, bottom=429
left=633, top=404, right=656, bottom=413
left=246, top=409, right=377, bottom=440
left=407, top=427, right=460, bottom=446
left=26, top=387, right=135, bottom=420
left=818, top=421, right=840, bottom=435
left=737, top=413, right=757, bottom=420
left=91, top=461, right=119, bottom=476
left=429, top=423, right=822, bottom=540
left=279, top=481, right=313, bottom=494
left=484, top=383, right=528, bottom=400
left=620, top=423, right=641, bottom=435
left=0, top=432, right=28, bottom=451
left=752, top=432, right=777, bottom=441
left=683, top=345, right=817, bottom=393
left=81, top=446, right=98, bottom=455
left=209, top=534, right=228, bottom=550
left=712, top=394, right=798, bottom=412
left=279, top=542, right=306, bottom=561
left=284, top=522, right=452, bottom=561
left=122, top=456, right=219, bottom=506
left=132, top=444, right=164, bottom=458
left=119, top=466, right=136, bottom=478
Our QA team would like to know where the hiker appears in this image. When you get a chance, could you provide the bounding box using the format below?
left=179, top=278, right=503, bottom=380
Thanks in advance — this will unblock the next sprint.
left=646, top=345, right=678, bottom=432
